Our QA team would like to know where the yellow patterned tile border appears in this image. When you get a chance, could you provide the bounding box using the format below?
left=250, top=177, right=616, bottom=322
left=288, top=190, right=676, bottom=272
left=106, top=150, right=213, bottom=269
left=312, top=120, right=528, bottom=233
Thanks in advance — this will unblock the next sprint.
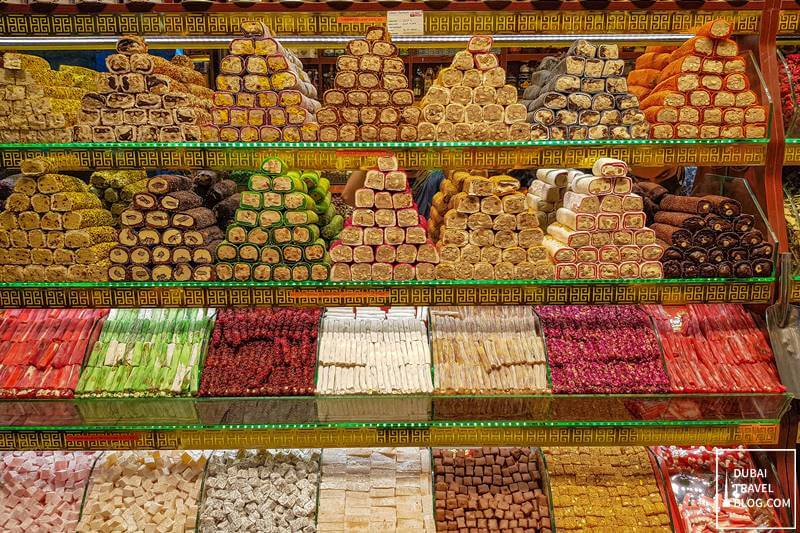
left=789, top=279, right=800, bottom=302
left=0, top=281, right=774, bottom=308
left=0, top=142, right=767, bottom=170
left=784, top=142, right=800, bottom=165
left=779, top=10, right=800, bottom=34
left=0, top=423, right=780, bottom=450
left=0, top=11, right=762, bottom=37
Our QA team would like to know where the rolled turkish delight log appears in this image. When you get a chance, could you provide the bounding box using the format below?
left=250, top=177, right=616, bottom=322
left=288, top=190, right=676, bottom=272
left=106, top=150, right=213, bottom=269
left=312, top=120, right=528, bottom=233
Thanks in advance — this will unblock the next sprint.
left=556, top=208, right=595, bottom=231
left=171, top=207, right=216, bottom=229
left=691, top=228, right=716, bottom=247
left=147, top=174, right=192, bottom=195
left=652, top=223, right=692, bottom=248
left=653, top=211, right=706, bottom=231
left=702, top=194, right=741, bottom=217
left=547, top=224, right=590, bottom=247
left=659, top=194, right=712, bottom=215
left=749, top=242, right=774, bottom=260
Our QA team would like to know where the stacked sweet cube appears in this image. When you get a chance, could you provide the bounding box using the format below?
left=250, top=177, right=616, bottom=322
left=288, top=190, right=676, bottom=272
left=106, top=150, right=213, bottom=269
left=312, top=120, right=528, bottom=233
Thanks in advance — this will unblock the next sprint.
left=316, top=27, right=417, bottom=142
left=429, top=171, right=551, bottom=280
left=0, top=157, right=115, bottom=281
left=0, top=53, right=91, bottom=142
left=0, top=451, right=98, bottom=532
left=214, top=158, right=332, bottom=282
left=329, top=153, right=439, bottom=281
left=74, top=35, right=212, bottom=142
left=211, top=22, right=321, bottom=142
left=77, top=451, right=207, bottom=532
left=540, top=157, right=664, bottom=279
left=417, top=35, right=530, bottom=141
left=522, top=40, right=649, bottom=140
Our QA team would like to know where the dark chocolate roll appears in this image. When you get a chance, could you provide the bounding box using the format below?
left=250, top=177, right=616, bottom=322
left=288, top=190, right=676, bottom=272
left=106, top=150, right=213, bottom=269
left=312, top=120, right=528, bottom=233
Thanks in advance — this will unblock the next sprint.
left=717, top=261, right=733, bottom=277
left=733, top=261, right=753, bottom=278
left=686, top=247, right=708, bottom=264
left=662, top=247, right=684, bottom=262
left=708, top=248, right=726, bottom=264
left=703, top=194, right=741, bottom=218
left=663, top=260, right=682, bottom=278
left=660, top=194, right=713, bottom=215
left=749, top=242, right=774, bottom=259
left=652, top=223, right=692, bottom=248
left=698, top=263, right=718, bottom=277
left=705, top=215, right=733, bottom=233
left=739, top=229, right=763, bottom=246
left=681, top=261, right=700, bottom=277
left=636, top=181, right=669, bottom=203
left=716, top=232, right=738, bottom=249
left=653, top=211, right=705, bottom=231
left=752, top=259, right=773, bottom=276
left=727, top=247, right=748, bottom=262
left=733, top=214, right=755, bottom=233
left=692, top=229, right=716, bottom=247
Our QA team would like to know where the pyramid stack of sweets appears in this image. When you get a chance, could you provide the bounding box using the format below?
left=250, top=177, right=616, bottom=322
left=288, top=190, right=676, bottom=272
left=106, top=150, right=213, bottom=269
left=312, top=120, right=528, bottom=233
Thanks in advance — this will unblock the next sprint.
left=74, top=35, right=213, bottom=143
left=626, top=46, right=675, bottom=102
left=329, top=154, right=439, bottom=281
left=317, top=448, right=436, bottom=532
left=316, top=27, right=418, bottom=142
left=211, top=22, right=321, bottom=142
left=108, top=173, right=224, bottom=281
left=521, top=39, right=649, bottom=140
left=0, top=158, right=116, bottom=282
left=540, top=158, right=664, bottom=280
left=214, top=158, right=332, bottom=282
left=0, top=451, right=99, bottom=533
left=0, top=309, right=109, bottom=399
left=429, top=171, right=551, bottom=280
left=77, top=451, right=207, bottom=533
left=416, top=35, right=530, bottom=141
left=430, top=306, right=548, bottom=394
left=0, top=53, right=92, bottom=142
left=317, top=306, right=434, bottom=395
left=544, top=447, right=672, bottom=532
left=88, top=169, right=148, bottom=221
left=635, top=180, right=774, bottom=278
left=634, top=19, right=768, bottom=139
left=75, top=308, right=214, bottom=397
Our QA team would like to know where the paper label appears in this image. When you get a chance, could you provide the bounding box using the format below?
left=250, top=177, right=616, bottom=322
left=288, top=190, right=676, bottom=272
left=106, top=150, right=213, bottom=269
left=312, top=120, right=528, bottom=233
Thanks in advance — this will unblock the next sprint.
left=387, top=10, right=424, bottom=36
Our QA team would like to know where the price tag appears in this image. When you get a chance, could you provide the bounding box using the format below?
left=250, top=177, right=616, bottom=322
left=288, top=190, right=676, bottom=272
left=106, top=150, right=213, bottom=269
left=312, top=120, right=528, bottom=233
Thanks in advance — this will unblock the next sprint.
left=387, top=10, right=424, bottom=36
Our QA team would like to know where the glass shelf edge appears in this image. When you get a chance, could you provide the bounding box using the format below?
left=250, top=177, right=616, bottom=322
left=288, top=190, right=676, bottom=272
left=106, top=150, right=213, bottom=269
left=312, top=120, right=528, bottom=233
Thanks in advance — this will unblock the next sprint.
left=0, top=277, right=776, bottom=289
left=0, top=138, right=771, bottom=150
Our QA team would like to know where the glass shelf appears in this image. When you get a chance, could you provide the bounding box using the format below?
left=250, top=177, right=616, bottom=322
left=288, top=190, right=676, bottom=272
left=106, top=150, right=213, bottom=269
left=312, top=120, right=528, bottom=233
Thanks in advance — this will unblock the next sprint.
left=0, top=139, right=770, bottom=150
left=0, top=139, right=769, bottom=170
left=0, top=393, right=789, bottom=450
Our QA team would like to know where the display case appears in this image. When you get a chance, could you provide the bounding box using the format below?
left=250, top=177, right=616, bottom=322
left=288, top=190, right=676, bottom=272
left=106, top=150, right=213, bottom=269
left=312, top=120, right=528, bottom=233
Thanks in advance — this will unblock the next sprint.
left=0, top=3, right=797, bottom=531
